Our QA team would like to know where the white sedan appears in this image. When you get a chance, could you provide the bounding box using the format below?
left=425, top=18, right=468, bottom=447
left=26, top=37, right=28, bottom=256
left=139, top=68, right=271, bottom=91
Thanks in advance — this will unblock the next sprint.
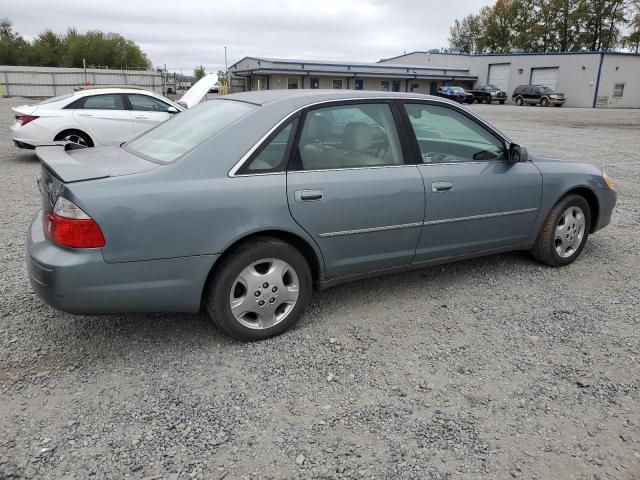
left=11, top=74, right=218, bottom=149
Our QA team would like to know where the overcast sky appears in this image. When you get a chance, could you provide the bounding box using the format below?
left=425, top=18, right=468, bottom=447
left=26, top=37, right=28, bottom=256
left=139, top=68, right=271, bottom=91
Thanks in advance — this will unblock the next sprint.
left=6, top=0, right=490, bottom=73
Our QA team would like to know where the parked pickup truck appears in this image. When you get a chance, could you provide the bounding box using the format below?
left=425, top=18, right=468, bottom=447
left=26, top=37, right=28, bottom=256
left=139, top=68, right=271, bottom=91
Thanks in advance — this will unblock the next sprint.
left=469, top=85, right=507, bottom=104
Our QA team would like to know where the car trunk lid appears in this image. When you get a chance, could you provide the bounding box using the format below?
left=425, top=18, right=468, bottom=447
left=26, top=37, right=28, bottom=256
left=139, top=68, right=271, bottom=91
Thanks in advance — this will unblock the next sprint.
left=36, top=144, right=159, bottom=212
left=177, top=73, right=219, bottom=108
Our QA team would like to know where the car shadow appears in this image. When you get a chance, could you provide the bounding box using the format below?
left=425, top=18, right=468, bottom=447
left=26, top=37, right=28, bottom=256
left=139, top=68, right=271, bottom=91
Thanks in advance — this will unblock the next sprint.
left=42, top=251, right=535, bottom=366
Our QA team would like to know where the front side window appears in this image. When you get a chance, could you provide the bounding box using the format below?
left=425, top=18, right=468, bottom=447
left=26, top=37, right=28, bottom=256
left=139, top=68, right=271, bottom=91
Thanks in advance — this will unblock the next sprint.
left=125, top=100, right=256, bottom=163
left=127, top=94, right=171, bottom=112
left=293, top=103, right=404, bottom=171
left=332, top=79, right=343, bottom=89
left=405, top=103, right=505, bottom=163
left=77, top=94, right=125, bottom=110
left=613, top=83, right=624, bottom=98
left=238, top=119, right=297, bottom=174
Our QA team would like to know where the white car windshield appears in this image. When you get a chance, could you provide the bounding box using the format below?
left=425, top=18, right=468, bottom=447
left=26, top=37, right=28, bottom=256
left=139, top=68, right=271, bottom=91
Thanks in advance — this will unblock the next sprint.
left=125, top=100, right=256, bottom=163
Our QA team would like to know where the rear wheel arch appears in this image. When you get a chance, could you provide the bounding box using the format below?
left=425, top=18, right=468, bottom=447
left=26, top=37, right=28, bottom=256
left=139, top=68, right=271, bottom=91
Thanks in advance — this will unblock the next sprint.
left=54, top=128, right=94, bottom=147
left=202, top=230, right=324, bottom=301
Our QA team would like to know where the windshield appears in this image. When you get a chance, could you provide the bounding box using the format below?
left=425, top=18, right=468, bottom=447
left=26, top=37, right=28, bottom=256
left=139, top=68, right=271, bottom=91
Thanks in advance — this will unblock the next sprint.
left=125, top=100, right=256, bottom=163
left=450, top=87, right=466, bottom=93
left=485, top=85, right=499, bottom=91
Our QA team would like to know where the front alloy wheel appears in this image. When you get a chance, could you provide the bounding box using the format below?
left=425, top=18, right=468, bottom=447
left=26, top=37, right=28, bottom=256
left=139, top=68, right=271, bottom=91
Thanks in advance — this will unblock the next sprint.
left=530, top=194, right=591, bottom=267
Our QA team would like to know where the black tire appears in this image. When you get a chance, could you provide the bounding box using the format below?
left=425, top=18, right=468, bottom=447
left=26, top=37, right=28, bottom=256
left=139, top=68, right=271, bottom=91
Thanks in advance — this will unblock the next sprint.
left=54, top=129, right=94, bottom=148
left=205, top=237, right=313, bottom=341
left=541, top=97, right=550, bottom=107
left=499, top=100, right=506, bottom=105
left=515, top=96, right=524, bottom=106
left=530, top=194, right=591, bottom=267
left=484, top=96, right=491, bottom=104
left=554, top=103, right=562, bottom=107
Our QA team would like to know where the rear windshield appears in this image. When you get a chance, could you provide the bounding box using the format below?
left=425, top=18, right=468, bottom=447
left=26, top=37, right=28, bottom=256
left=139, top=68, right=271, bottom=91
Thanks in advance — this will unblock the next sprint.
left=125, top=100, right=256, bottom=163
left=38, top=93, right=75, bottom=105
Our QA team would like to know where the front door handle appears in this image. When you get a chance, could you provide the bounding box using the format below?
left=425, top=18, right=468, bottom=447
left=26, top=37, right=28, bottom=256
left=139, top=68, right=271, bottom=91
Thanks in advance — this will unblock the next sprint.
left=432, top=182, right=453, bottom=192
left=134, top=115, right=148, bottom=119
left=295, top=190, right=324, bottom=202
left=76, top=113, right=93, bottom=117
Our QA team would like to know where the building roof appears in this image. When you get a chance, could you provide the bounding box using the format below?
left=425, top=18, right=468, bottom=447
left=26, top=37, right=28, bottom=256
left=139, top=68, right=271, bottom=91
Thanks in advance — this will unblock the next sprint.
left=379, top=50, right=640, bottom=62
left=228, top=56, right=477, bottom=81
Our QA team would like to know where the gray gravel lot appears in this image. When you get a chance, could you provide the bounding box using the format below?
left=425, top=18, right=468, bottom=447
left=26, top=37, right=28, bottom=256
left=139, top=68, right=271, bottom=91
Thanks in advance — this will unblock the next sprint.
left=0, top=98, right=639, bottom=480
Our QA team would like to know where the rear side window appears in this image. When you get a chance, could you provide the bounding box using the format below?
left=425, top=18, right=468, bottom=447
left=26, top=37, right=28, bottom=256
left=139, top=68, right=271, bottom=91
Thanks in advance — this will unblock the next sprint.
left=292, top=103, right=404, bottom=171
left=127, top=94, right=171, bottom=112
left=125, top=100, right=256, bottom=163
left=74, top=94, right=125, bottom=110
left=238, top=118, right=298, bottom=174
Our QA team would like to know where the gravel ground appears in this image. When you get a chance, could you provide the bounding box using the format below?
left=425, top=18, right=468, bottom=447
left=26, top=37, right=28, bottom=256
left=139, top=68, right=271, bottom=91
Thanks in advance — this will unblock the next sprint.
left=0, top=98, right=639, bottom=480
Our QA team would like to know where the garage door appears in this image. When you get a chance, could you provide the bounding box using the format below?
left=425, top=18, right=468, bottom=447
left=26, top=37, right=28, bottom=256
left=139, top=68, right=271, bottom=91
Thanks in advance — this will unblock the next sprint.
left=488, top=63, right=510, bottom=91
left=531, top=67, right=559, bottom=91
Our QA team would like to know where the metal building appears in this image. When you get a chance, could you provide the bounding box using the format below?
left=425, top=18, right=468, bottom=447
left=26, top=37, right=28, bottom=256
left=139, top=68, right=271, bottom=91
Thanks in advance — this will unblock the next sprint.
left=228, top=57, right=478, bottom=95
left=229, top=51, right=640, bottom=108
left=0, top=65, right=165, bottom=98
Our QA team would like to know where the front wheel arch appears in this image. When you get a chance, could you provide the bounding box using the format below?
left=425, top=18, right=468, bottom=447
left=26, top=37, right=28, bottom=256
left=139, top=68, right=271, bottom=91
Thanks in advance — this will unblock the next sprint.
left=562, top=187, right=600, bottom=233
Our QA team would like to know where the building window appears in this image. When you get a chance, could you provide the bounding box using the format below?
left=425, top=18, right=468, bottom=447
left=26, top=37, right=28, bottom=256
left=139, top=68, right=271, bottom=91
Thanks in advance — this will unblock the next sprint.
left=613, top=83, right=625, bottom=98
left=332, top=79, right=343, bottom=89
left=410, top=82, right=419, bottom=92
left=287, top=78, right=299, bottom=89
left=380, top=81, right=390, bottom=92
left=310, top=78, right=319, bottom=89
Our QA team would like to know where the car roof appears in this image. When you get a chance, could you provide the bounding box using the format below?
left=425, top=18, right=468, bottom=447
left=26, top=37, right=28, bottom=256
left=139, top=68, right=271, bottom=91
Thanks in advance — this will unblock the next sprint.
left=72, top=87, right=158, bottom=97
left=222, top=89, right=449, bottom=107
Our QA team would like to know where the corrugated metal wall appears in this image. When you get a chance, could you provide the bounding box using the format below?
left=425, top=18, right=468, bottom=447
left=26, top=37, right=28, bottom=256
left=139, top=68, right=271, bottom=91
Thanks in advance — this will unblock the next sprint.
left=0, top=65, right=164, bottom=98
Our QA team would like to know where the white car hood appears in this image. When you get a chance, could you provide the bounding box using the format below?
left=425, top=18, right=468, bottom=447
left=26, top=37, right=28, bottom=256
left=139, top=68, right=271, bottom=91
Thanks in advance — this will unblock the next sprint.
left=177, top=73, right=219, bottom=109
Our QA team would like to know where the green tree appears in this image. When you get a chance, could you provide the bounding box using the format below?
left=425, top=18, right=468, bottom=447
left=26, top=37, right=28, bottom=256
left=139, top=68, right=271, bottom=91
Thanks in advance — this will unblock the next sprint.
left=194, top=65, right=206, bottom=81
left=217, top=70, right=227, bottom=85
left=623, top=1, right=640, bottom=51
left=449, top=14, right=482, bottom=53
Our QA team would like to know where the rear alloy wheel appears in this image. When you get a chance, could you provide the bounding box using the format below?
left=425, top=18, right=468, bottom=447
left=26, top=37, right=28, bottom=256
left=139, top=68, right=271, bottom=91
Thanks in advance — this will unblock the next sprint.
left=530, top=194, right=591, bottom=267
left=54, top=130, right=93, bottom=148
left=205, top=237, right=312, bottom=341
left=515, top=96, right=524, bottom=106
left=541, top=97, right=550, bottom=107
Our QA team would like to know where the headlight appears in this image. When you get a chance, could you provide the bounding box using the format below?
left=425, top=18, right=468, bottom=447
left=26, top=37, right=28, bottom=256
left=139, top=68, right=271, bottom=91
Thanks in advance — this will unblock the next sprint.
left=550, top=94, right=558, bottom=99
left=602, top=171, right=613, bottom=189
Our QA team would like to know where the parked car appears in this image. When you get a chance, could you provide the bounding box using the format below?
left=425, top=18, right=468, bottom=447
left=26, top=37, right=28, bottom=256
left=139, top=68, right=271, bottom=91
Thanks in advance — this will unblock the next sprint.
left=470, top=84, right=507, bottom=104
left=512, top=84, right=566, bottom=107
left=435, top=86, right=474, bottom=104
left=11, top=74, right=218, bottom=149
left=27, top=90, right=616, bottom=341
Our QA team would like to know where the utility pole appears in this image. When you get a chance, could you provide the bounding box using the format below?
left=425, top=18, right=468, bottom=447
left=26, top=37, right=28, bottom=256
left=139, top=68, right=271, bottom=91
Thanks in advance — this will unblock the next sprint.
left=224, top=46, right=229, bottom=89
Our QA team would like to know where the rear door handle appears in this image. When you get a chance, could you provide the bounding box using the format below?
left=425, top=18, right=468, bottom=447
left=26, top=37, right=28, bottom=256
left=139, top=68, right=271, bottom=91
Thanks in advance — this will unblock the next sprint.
left=134, top=115, right=148, bottom=119
left=432, top=182, right=453, bottom=192
left=295, top=190, right=324, bottom=202
left=76, top=113, right=93, bottom=117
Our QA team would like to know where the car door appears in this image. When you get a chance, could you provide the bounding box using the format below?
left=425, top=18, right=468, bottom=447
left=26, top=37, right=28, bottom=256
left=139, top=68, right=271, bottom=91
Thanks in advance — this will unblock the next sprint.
left=402, top=101, right=542, bottom=262
left=126, top=93, right=175, bottom=136
left=71, top=94, right=134, bottom=145
left=286, top=101, right=425, bottom=278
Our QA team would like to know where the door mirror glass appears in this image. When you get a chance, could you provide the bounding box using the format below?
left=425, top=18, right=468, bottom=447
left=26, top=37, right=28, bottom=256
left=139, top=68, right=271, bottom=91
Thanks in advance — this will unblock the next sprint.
left=509, top=143, right=528, bottom=163
left=167, top=106, right=179, bottom=114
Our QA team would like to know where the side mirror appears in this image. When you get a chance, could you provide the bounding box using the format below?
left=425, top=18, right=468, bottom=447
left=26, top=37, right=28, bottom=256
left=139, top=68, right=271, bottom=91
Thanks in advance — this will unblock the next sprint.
left=167, top=106, right=179, bottom=114
left=509, top=143, right=528, bottom=163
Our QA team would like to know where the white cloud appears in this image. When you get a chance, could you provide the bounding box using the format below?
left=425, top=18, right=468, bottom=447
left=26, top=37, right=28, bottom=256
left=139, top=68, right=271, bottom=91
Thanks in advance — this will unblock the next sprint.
left=6, top=0, right=491, bottom=72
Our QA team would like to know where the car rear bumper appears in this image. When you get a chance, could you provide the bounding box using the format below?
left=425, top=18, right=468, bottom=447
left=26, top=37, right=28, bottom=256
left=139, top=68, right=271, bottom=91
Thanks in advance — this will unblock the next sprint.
left=27, top=212, right=219, bottom=314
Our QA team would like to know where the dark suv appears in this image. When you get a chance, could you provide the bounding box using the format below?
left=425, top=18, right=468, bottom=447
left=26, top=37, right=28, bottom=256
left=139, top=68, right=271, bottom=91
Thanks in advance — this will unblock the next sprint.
left=512, top=85, right=566, bottom=107
left=470, top=84, right=507, bottom=104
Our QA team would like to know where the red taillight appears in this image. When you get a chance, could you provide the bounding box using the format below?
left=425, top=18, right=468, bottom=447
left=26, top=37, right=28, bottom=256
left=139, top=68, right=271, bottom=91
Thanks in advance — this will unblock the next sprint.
left=43, top=197, right=105, bottom=248
left=15, top=115, right=39, bottom=126
left=44, top=212, right=105, bottom=248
